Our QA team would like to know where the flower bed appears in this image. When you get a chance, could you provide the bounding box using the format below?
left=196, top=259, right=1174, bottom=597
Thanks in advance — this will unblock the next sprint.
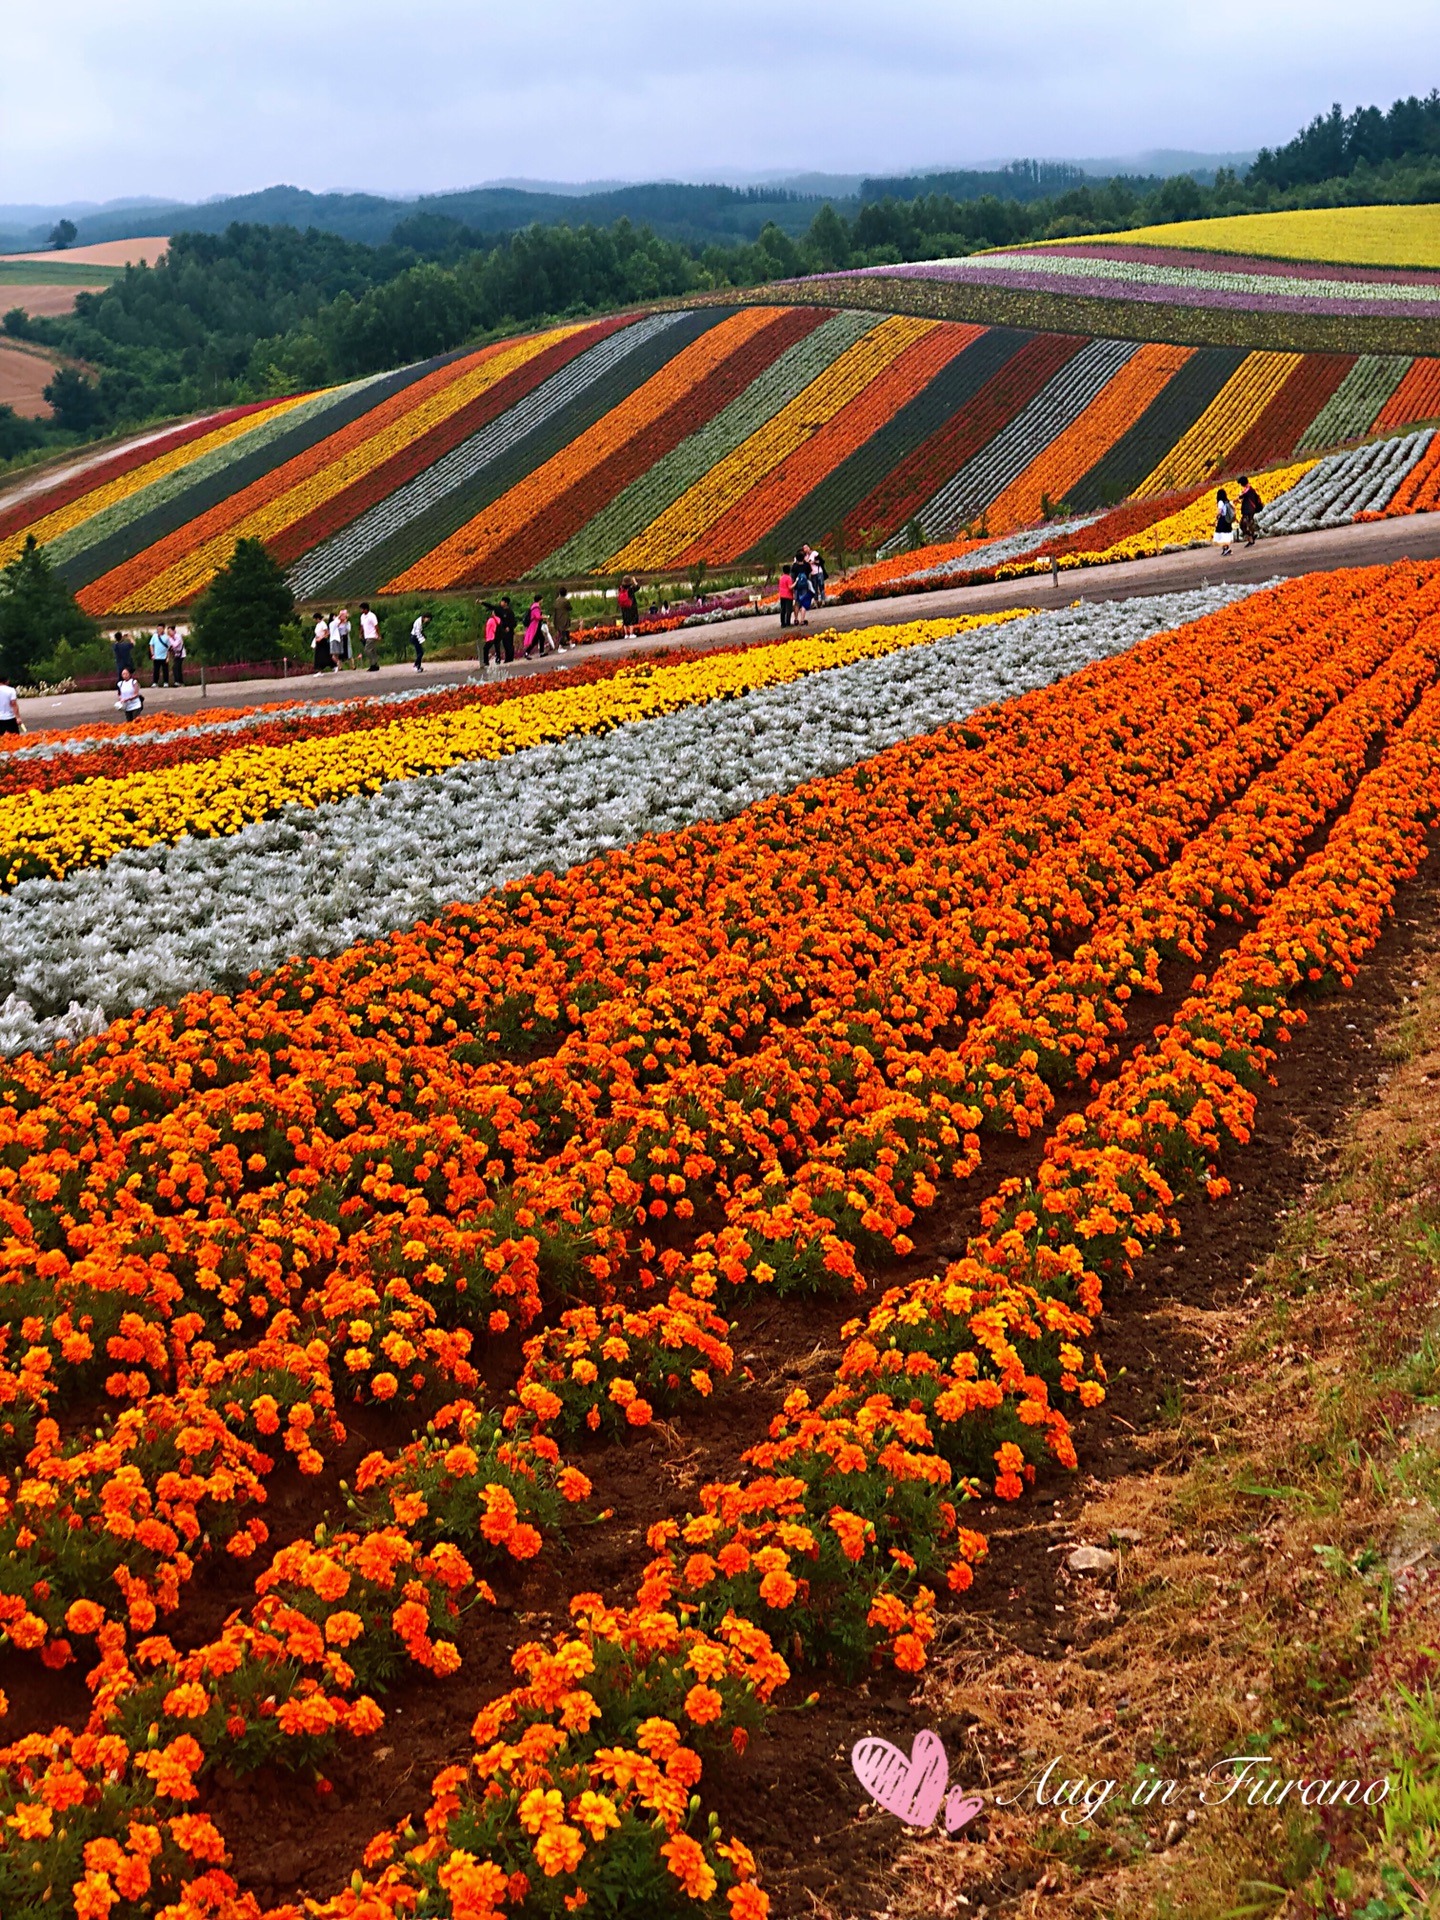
left=3, top=566, right=1440, bottom=1917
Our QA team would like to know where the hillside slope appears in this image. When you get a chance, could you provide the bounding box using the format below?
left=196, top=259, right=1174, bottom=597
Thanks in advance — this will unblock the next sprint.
left=4, top=292, right=1439, bottom=616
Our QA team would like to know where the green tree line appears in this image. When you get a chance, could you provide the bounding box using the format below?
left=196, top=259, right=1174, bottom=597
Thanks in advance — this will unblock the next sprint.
left=2, top=87, right=1438, bottom=465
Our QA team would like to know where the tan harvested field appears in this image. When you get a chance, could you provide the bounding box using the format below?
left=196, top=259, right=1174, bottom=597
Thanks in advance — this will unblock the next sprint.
left=0, top=281, right=106, bottom=316
left=0, top=339, right=61, bottom=416
left=0, top=235, right=168, bottom=267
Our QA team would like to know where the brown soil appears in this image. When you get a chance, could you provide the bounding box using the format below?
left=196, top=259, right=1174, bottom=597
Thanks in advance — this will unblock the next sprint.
left=0, top=339, right=62, bottom=418
left=0, top=282, right=106, bottom=318
left=1, top=237, right=167, bottom=268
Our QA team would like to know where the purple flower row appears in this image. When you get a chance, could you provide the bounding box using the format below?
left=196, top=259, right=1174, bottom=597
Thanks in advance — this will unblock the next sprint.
left=840, top=259, right=1440, bottom=320
left=1033, top=242, right=1440, bottom=290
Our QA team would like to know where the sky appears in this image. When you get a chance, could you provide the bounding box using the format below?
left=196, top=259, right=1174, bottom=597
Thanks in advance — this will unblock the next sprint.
left=2, top=0, right=1437, bottom=205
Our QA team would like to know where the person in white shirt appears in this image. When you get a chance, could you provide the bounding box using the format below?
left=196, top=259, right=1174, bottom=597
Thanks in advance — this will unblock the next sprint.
left=115, top=669, right=144, bottom=721
left=166, top=624, right=187, bottom=686
left=410, top=613, right=427, bottom=672
left=359, top=603, right=381, bottom=672
left=0, top=676, right=20, bottom=735
left=334, top=609, right=352, bottom=665
left=313, top=615, right=332, bottom=673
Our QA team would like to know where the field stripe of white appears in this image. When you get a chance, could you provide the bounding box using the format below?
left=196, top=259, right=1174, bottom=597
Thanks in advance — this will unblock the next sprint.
left=286, top=314, right=688, bottom=598
left=869, top=251, right=1440, bottom=308
left=0, top=585, right=1262, bottom=1058
left=1259, top=428, right=1433, bottom=534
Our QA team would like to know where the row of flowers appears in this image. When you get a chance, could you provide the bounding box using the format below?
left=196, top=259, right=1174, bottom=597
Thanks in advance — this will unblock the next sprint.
left=292, top=316, right=683, bottom=602
left=0, top=401, right=299, bottom=569
left=0, top=595, right=1232, bottom=1054
left=383, top=309, right=786, bottom=591
left=1298, top=353, right=1413, bottom=452
left=884, top=337, right=1140, bottom=550
left=3, top=568, right=1437, bottom=1916
left=603, top=315, right=935, bottom=574
left=1261, top=427, right=1435, bottom=533
left=847, top=246, right=1440, bottom=318
left=79, top=334, right=610, bottom=617
left=0, top=610, right=1027, bottom=889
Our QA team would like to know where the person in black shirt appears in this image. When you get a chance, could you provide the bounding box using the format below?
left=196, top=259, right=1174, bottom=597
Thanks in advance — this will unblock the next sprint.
left=1237, top=476, right=1264, bottom=547
left=112, top=632, right=135, bottom=687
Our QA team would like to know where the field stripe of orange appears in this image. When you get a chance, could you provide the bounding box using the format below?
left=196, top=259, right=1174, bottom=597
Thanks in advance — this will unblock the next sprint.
left=1374, top=357, right=1440, bottom=431
left=669, top=322, right=985, bottom=567
left=983, top=344, right=1196, bottom=535
left=382, top=308, right=780, bottom=592
left=76, top=329, right=574, bottom=615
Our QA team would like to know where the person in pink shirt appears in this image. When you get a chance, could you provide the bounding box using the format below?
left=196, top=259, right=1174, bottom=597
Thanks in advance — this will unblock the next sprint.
left=522, top=596, right=545, bottom=658
left=777, top=566, right=794, bottom=628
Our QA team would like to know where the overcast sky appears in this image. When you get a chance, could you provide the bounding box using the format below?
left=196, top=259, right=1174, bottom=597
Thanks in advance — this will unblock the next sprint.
left=3, top=0, right=1437, bottom=205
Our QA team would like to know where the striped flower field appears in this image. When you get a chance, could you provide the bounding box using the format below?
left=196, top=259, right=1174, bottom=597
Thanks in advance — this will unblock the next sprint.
left=6, top=293, right=1440, bottom=616
left=4, top=562, right=1440, bottom=1919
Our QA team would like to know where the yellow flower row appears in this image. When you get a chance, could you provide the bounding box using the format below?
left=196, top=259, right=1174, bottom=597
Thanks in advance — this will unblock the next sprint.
left=0, top=398, right=310, bottom=571
left=606, top=316, right=936, bottom=571
left=1093, top=458, right=1319, bottom=561
left=1131, top=352, right=1303, bottom=496
left=1, top=611, right=1029, bottom=887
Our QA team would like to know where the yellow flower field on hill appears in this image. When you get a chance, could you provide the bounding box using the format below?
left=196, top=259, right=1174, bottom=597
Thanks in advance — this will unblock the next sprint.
left=1068, top=204, right=1440, bottom=268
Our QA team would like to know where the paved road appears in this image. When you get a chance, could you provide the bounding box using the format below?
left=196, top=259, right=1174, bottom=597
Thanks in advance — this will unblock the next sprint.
left=24, top=510, right=1440, bottom=734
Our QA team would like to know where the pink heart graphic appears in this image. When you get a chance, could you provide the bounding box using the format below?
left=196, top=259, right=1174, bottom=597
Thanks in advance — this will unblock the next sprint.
left=850, top=1729, right=949, bottom=1828
left=946, top=1789, right=985, bottom=1833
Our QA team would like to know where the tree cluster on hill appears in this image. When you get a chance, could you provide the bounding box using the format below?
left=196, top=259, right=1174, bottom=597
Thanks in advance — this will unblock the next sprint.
left=4, top=87, right=1438, bottom=467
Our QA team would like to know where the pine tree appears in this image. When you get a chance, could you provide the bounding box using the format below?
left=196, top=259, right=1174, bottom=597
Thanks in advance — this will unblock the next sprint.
left=0, top=535, right=97, bottom=684
left=191, top=538, right=295, bottom=664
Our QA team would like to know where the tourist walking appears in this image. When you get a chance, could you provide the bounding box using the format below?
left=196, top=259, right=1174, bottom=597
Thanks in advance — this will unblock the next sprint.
left=115, top=668, right=144, bottom=720
left=359, top=603, right=381, bottom=671
left=167, top=625, right=186, bottom=686
left=482, top=607, right=501, bottom=666
left=809, top=548, right=826, bottom=605
left=149, top=627, right=171, bottom=687
left=0, top=674, right=21, bottom=736
left=1213, top=489, right=1235, bottom=557
left=328, top=616, right=346, bottom=671
left=1238, top=476, right=1264, bottom=547
left=552, top=588, right=572, bottom=650
left=522, top=596, right=545, bottom=658
left=112, top=631, right=135, bottom=687
left=497, top=597, right=517, bottom=662
left=777, top=562, right=794, bottom=629
left=793, top=555, right=814, bottom=626
left=410, top=611, right=428, bottom=670
left=334, top=608, right=352, bottom=664
left=313, top=614, right=332, bottom=672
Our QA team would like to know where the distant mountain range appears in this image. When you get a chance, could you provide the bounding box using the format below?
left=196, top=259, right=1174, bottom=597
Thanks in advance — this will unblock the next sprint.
left=0, top=152, right=1258, bottom=256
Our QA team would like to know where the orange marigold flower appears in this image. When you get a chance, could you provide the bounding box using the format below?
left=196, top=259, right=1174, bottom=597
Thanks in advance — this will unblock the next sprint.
left=683, top=1683, right=724, bottom=1726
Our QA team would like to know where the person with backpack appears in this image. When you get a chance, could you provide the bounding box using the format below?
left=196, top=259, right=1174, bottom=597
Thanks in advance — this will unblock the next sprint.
left=115, top=668, right=144, bottom=721
left=1213, top=489, right=1236, bottom=558
left=1238, top=476, right=1264, bottom=547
